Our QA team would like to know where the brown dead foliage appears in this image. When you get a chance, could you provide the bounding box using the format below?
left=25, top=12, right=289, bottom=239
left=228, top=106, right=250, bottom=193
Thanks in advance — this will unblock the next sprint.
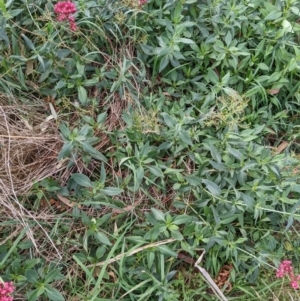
left=0, top=94, right=66, bottom=196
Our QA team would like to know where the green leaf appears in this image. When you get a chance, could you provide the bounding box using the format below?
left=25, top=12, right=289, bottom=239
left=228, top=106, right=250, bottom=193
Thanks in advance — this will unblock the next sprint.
left=291, top=183, right=300, bottom=193
left=59, top=123, right=71, bottom=139
left=25, top=269, right=39, bottom=283
left=174, top=2, right=182, bottom=22
left=202, top=179, right=221, bottom=196
left=44, top=269, right=65, bottom=283
left=71, top=174, right=93, bottom=188
left=157, top=245, right=178, bottom=257
left=57, top=142, right=74, bottom=160
left=173, top=215, right=192, bottom=225
left=291, top=6, right=300, bottom=16
left=151, top=208, right=165, bottom=221
left=97, top=112, right=107, bottom=127
left=184, top=175, right=202, bottom=186
left=101, top=187, right=123, bottom=196
left=210, top=145, right=221, bottom=163
left=159, top=56, right=169, bottom=72
left=96, top=213, right=112, bottom=227
left=178, top=130, right=193, bottom=146
left=94, top=231, right=112, bottom=246
left=147, top=165, right=164, bottom=178
left=264, top=10, right=282, bottom=20
left=161, top=112, right=176, bottom=128
left=37, top=55, right=45, bottom=72
left=81, top=142, right=107, bottom=162
left=83, top=77, right=99, bottom=86
left=21, top=34, right=36, bottom=52
left=28, top=288, right=41, bottom=301
left=0, top=18, right=9, bottom=45
left=206, top=69, right=219, bottom=84
left=170, top=229, right=183, bottom=241
left=178, top=38, right=195, bottom=44
left=227, top=148, right=243, bottom=160
left=45, top=285, right=65, bottom=301
left=244, top=85, right=262, bottom=97
left=0, top=0, right=6, bottom=13
left=78, top=86, right=87, bottom=105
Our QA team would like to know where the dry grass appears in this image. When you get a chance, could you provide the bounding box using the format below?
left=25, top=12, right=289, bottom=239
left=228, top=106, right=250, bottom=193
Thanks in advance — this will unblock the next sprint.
left=0, top=93, right=68, bottom=256
left=0, top=94, right=66, bottom=196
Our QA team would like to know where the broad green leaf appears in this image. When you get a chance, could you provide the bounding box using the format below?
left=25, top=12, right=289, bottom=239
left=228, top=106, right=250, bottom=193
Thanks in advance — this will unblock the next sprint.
left=101, top=187, right=123, bottom=196
left=147, top=251, right=155, bottom=270
left=151, top=208, right=165, bottom=221
left=28, top=288, right=40, bottom=301
left=291, top=183, right=300, bottom=193
left=184, top=175, right=202, bottom=186
left=282, top=20, right=294, bottom=33
left=210, top=145, right=221, bottom=163
left=202, top=179, right=221, bottom=196
left=173, top=215, right=192, bottom=225
left=37, top=54, right=45, bottom=72
left=173, top=2, right=182, bottom=22
left=206, top=69, right=219, bottom=84
left=264, top=11, right=282, bottom=20
left=227, top=148, right=243, bottom=160
left=0, top=19, right=10, bottom=44
left=81, top=142, right=107, bottom=162
left=157, top=245, right=178, bottom=257
left=25, top=269, right=39, bottom=283
left=161, top=112, right=176, bottom=128
left=57, top=142, right=73, bottom=160
left=291, top=6, right=300, bottom=16
left=244, top=85, right=262, bottom=97
left=134, top=166, right=144, bottom=189
left=21, top=34, right=36, bottom=51
left=94, top=231, right=112, bottom=246
left=177, top=38, right=195, bottom=44
left=71, top=173, right=93, bottom=188
left=97, top=112, right=107, bottom=127
left=59, top=123, right=71, bottom=139
left=220, top=215, right=239, bottom=224
left=96, top=213, right=112, bottom=226
left=45, top=285, right=65, bottom=301
left=44, top=269, right=64, bottom=283
left=159, top=56, right=169, bottom=72
left=0, top=0, right=6, bottom=13
left=148, top=165, right=164, bottom=178
left=178, top=130, right=193, bottom=146
left=78, top=86, right=87, bottom=104
left=170, top=229, right=183, bottom=241
left=164, top=168, right=184, bottom=175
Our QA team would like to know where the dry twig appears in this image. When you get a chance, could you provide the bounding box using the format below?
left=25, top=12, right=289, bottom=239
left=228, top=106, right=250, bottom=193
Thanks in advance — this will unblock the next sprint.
left=194, top=250, right=229, bottom=301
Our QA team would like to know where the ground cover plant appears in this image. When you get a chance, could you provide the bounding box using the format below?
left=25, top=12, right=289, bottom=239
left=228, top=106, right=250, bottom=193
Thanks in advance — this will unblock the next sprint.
left=1, top=0, right=300, bottom=300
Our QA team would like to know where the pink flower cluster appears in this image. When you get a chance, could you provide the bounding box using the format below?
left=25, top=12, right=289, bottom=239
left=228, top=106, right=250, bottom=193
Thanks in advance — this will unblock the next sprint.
left=54, top=1, right=77, bottom=31
left=138, top=0, right=147, bottom=5
left=276, top=260, right=300, bottom=289
left=0, top=282, right=15, bottom=301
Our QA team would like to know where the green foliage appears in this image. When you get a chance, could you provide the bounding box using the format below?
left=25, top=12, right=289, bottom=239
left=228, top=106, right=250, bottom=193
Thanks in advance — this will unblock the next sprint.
left=1, top=0, right=300, bottom=300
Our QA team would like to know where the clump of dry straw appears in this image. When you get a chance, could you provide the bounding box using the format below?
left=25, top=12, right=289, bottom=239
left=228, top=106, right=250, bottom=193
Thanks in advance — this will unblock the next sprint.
left=0, top=94, right=65, bottom=196
left=0, top=93, right=66, bottom=255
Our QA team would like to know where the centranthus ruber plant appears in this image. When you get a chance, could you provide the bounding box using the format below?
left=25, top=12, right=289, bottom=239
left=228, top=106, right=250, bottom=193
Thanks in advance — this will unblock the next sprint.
left=0, top=280, right=15, bottom=301
left=276, top=260, right=300, bottom=289
left=54, top=1, right=77, bottom=31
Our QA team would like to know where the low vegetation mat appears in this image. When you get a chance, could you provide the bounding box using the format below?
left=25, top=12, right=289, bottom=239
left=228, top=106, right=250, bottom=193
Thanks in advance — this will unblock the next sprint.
left=1, top=0, right=300, bottom=300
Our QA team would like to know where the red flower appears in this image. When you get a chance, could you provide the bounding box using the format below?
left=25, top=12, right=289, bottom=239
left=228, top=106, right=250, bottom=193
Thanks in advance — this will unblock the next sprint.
left=276, top=260, right=300, bottom=289
left=139, top=0, right=147, bottom=5
left=54, top=1, right=77, bottom=31
left=0, top=281, right=15, bottom=301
